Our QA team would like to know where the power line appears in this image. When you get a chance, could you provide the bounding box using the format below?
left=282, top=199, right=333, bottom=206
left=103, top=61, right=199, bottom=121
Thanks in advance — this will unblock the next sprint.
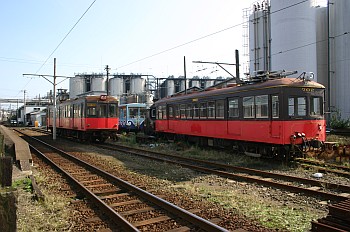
left=0, top=56, right=101, bottom=69
left=249, top=31, right=350, bottom=63
left=117, top=0, right=310, bottom=70
left=35, top=0, right=97, bottom=74
left=16, top=0, right=97, bottom=98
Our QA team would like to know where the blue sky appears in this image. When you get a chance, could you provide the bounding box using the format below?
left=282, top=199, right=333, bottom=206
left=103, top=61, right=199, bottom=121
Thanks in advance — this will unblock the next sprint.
left=1, top=0, right=255, bottom=104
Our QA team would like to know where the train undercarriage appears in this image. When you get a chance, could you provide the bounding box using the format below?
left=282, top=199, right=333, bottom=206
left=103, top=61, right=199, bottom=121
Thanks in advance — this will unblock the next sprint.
left=155, top=132, right=325, bottom=160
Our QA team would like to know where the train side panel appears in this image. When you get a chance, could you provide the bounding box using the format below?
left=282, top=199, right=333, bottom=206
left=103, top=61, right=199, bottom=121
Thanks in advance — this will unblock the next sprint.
left=156, top=118, right=325, bottom=145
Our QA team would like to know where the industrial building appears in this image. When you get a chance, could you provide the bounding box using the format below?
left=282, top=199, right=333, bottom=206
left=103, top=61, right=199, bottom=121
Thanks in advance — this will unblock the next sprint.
left=246, top=0, right=350, bottom=119
left=69, top=73, right=224, bottom=107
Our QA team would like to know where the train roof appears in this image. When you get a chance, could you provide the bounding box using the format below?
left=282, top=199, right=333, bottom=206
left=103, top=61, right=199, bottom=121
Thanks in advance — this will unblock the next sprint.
left=58, top=95, right=118, bottom=104
left=155, top=77, right=325, bottom=104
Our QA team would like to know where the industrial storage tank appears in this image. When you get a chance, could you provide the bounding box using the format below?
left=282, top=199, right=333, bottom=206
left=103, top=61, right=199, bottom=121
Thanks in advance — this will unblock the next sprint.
left=315, top=6, right=328, bottom=103
left=204, top=79, right=215, bottom=88
left=179, top=78, right=189, bottom=92
left=109, top=76, right=124, bottom=96
left=91, top=75, right=106, bottom=92
left=270, top=0, right=318, bottom=79
left=130, top=76, right=145, bottom=94
left=249, top=1, right=271, bottom=74
left=332, top=0, right=350, bottom=118
left=190, top=77, right=200, bottom=88
left=166, top=79, right=175, bottom=96
left=69, top=75, right=86, bottom=99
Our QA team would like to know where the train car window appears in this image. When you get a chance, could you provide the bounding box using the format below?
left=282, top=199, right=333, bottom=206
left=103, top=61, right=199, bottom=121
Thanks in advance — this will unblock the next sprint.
left=208, top=101, right=215, bottom=119
left=272, top=95, right=279, bottom=118
left=99, top=104, right=107, bottom=117
left=87, top=103, right=97, bottom=117
left=288, top=97, right=306, bottom=117
left=288, top=98, right=295, bottom=116
left=310, top=97, right=322, bottom=115
left=243, top=96, right=255, bottom=118
left=151, top=107, right=156, bottom=119
left=81, top=103, right=85, bottom=118
left=168, top=105, right=174, bottom=118
left=297, top=97, right=306, bottom=116
left=162, top=105, right=167, bottom=119
left=174, top=105, right=180, bottom=119
left=200, top=102, right=207, bottom=118
left=129, top=107, right=138, bottom=118
left=255, top=95, right=268, bottom=118
left=140, top=108, right=147, bottom=118
left=228, top=98, right=239, bottom=118
left=157, top=106, right=163, bottom=119
left=193, top=103, right=199, bottom=119
left=186, top=104, right=192, bottom=119
left=109, top=104, right=117, bottom=117
left=180, top=104, right=186, bottom=119
left=216, top=100, right=225, bottom=119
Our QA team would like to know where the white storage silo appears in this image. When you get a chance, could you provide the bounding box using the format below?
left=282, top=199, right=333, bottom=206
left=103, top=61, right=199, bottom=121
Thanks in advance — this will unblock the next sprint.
left=270, top=0, right=317, bottom=79
left=315, top=6, right=328, bottom=87
left=109, top=76, right=124, bottom=96
left=204, top=80, right=215, bottom=88
left=179, top=78, right=189, bottom=92
left=91, top=75, right=106, bottom=92
left=130, top=76, right=145, bottom=94
left=69, top=75, right=86, bottom=99
left=332, top=0, right=350, bottom=118
left=190, top=78, right=200, bottom=88
left=166, top=79, right=175, bottom=96
left=249, top=2, right=271, bottom=74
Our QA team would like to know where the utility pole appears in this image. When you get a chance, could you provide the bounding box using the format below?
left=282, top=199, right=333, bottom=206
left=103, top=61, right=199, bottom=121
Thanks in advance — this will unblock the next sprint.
left=16, top=99, right=18, bottom=126
left=184, top=56, right=187, bottom=95
left=53, top=58, right=57, bottom=140
left=23, top=58, right=70, bottom=140
left=23, top=90, right=26, bottom=126
left=105, top=65, right=110, bottom=96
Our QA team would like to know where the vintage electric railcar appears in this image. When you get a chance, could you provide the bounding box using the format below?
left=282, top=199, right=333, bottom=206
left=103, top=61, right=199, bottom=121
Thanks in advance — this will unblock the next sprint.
left=118, top=103, right=147, bottom=132
left=150, top=75, right=326, bottom=158
left=47, top=95, right=119, bottom=142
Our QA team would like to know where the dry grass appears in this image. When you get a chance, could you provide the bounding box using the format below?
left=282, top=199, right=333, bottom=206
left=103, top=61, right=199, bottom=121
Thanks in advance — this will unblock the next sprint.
left=16, top=175, right=73, bottom=231
left=170, top=177, right=326, bottom=232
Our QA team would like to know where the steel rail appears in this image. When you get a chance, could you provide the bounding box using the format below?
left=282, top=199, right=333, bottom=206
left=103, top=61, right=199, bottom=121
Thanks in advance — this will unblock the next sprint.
left=98, top=144, right=350, bottom=202
left=21, top=130, right=229, bottom=232
left=29, top=144, right=139, bottom=231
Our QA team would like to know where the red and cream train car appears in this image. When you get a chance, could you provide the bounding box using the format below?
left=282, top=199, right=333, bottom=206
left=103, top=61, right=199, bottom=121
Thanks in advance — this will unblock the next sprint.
left=151, top=76, right=326, bottom=158
left=47, top=95, right=118, bottom=142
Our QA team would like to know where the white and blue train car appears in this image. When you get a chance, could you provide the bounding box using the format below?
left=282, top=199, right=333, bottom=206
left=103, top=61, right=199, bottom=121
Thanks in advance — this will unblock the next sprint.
left=118, top=103, right=147, bottom=132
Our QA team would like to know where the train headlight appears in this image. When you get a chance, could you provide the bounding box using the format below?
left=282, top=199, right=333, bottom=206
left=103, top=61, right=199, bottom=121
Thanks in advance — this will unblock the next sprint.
left=318, top=124, right=322, bottom=131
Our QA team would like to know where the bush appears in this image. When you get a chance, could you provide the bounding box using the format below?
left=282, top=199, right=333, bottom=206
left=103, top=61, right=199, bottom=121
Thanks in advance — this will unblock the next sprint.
left=330, top=110, right=350, bottom=129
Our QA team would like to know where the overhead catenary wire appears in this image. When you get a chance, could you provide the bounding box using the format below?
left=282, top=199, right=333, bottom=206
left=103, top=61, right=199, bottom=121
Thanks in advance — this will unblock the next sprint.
left=16, top=0, right=97, bottom=98
left=117, top=0, right=310, bottom=70
left=35, top=0, right=97, bottom=74
left=15, top=0, right=323, bottom=98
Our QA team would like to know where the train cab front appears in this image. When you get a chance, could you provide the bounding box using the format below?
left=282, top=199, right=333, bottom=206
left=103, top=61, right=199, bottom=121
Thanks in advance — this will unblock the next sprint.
left=289, top=120, right=326, bottom=156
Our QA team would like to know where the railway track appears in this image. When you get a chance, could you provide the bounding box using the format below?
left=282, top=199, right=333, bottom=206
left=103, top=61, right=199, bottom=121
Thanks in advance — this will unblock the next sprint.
left=312, top=199, right=350, bottom=232
left=96, top=143, right=350, bottom=202
left=18, top=130, right=229, bottom=232
left=295, top=158, right=350, bottom=178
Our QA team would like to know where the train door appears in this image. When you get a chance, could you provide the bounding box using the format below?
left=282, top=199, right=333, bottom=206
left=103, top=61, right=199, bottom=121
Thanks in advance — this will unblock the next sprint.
left=81, top=103, right=85, bottom=129
left=227, top=97, right=241, bottom=135
left=99, top=103, right=108, bottom=128
left=167, top=104, right=173, bottom=131
left=270, top=94, right=281, bottom=138
left=72, top=104, right=76, bottom=129
left=58, top=106, right=63, bottom=127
